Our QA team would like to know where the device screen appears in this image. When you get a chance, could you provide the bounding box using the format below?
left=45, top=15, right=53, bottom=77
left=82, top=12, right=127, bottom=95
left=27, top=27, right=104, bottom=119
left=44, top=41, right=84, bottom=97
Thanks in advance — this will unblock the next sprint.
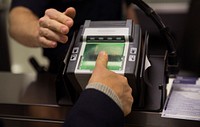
left=79, top=42, right=124, bottom=70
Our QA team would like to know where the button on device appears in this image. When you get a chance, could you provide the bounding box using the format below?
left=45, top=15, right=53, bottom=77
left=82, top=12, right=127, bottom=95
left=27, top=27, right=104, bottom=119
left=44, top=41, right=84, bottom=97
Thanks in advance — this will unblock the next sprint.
left=130, top=47, right=137, bottom=54
left=72, top=47, right=79, bottom=53
left=70, top=54, right=77, bottom=61
left=129, top=55, right=135, bottom=61
left=98, top=37, right=104, bottom=40
left=116, top=37, right=122, bottom=40
left=107, top=37, right=113, bottom=40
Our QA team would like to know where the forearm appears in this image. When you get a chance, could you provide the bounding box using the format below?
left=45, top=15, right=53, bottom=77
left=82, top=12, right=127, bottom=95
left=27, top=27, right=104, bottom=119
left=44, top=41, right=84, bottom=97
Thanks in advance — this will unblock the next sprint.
left=9, top=7, right=40, bottom=47
left=86, top=82, right=123, bottom=111
left=64, top=89, right=124, bottom=127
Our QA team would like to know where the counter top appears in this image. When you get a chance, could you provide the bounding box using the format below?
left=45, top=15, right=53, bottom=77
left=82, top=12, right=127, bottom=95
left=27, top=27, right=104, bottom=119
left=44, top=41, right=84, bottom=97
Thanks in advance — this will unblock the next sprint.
left=0, top=72, right=199, bottom=127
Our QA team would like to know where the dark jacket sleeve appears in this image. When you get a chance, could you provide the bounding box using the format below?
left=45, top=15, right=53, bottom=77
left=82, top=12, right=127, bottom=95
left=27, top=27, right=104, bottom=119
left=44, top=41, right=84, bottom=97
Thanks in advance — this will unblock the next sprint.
left=63, top=89, right=124, bottom=127
left=10, top=0, right=50, bottom=17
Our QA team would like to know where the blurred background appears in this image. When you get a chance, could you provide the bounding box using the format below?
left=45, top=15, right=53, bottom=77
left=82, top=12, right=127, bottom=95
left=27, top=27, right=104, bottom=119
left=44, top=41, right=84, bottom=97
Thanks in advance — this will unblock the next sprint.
left=0, top=0, right=192, bottom=74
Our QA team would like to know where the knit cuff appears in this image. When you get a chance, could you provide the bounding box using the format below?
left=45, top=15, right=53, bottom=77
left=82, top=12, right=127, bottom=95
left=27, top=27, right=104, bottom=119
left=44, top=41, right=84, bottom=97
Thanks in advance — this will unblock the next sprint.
left=86, top=82, right=123, bottom=111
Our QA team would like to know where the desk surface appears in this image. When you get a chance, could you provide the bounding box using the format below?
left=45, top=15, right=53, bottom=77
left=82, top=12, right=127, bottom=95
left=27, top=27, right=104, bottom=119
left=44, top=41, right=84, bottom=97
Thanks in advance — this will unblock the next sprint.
left=0, top=72, right=199, bottom=127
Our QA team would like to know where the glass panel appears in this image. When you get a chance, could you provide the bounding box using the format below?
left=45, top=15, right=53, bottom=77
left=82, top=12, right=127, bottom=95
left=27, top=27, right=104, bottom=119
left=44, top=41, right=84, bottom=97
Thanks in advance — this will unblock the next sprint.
left=79, top=42, right=125, bottom=71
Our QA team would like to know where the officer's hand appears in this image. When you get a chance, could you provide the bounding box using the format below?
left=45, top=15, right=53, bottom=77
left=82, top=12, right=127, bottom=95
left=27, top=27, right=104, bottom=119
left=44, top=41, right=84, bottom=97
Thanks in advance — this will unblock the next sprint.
left=88, top=51, right=134, bottom=116
left=38, top=7, right=76, bottom=48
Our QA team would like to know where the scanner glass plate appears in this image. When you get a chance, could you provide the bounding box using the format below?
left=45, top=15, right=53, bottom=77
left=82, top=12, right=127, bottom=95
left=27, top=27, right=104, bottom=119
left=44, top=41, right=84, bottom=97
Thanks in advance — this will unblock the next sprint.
left=79, top=42, right=124, bottom=70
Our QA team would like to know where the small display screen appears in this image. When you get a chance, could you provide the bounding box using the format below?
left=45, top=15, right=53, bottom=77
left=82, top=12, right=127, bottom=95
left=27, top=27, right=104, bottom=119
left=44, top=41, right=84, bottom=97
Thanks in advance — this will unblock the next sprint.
left=79, top=42, right=125, bottom=70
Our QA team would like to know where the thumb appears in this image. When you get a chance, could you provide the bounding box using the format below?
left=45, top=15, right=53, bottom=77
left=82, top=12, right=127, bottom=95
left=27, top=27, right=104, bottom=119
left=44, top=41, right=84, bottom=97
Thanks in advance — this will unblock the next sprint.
left=64, top=7, right=76, bottom=19
left=94, top=51, right=108, bottom=69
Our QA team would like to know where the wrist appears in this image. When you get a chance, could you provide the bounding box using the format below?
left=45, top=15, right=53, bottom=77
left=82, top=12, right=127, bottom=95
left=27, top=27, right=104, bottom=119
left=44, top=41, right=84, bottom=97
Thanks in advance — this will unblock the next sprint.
left=86, top=82, right=123, bottom=112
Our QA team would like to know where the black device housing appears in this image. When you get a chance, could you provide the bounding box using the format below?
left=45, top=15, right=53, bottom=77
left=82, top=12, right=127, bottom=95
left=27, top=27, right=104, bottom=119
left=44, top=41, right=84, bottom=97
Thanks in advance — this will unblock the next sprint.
left=67, top=20, right=143, bottom=106
left=56, top=20, right=168, bottom=111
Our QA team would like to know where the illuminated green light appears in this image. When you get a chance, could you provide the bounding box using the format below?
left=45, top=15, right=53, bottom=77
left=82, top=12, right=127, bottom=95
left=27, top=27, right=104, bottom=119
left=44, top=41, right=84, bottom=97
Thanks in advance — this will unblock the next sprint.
left=79, top=42, right=124, bottom=70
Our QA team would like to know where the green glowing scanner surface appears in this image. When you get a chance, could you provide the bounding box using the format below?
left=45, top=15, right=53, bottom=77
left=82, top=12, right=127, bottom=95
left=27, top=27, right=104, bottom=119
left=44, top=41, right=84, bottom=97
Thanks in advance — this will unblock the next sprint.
left=79, top=42, right=125, bottom=70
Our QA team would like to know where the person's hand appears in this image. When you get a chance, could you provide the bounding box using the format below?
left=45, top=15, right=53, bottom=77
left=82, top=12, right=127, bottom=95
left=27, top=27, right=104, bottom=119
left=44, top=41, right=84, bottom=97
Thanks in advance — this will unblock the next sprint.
left=88, top=51, right=134, bottom=116
left=38, top=7, right=76, bottom=48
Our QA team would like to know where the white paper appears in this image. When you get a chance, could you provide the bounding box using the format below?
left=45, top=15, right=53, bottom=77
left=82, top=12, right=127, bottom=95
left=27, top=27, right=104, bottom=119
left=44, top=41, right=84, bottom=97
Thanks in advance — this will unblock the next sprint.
left=162, top=77, right=200, bottom=121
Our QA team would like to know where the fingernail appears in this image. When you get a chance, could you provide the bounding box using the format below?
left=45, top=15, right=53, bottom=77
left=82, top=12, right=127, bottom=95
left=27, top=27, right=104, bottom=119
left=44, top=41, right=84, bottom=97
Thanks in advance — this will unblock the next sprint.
left=66, top=20, right=74, bottom=27
left=61, top=27, right=68, bottom=33
left=99, top=51, right=106, bottom=56
left=61, top=36, right=67, bottom=43
left=51, top=42, right=57, bottom=47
